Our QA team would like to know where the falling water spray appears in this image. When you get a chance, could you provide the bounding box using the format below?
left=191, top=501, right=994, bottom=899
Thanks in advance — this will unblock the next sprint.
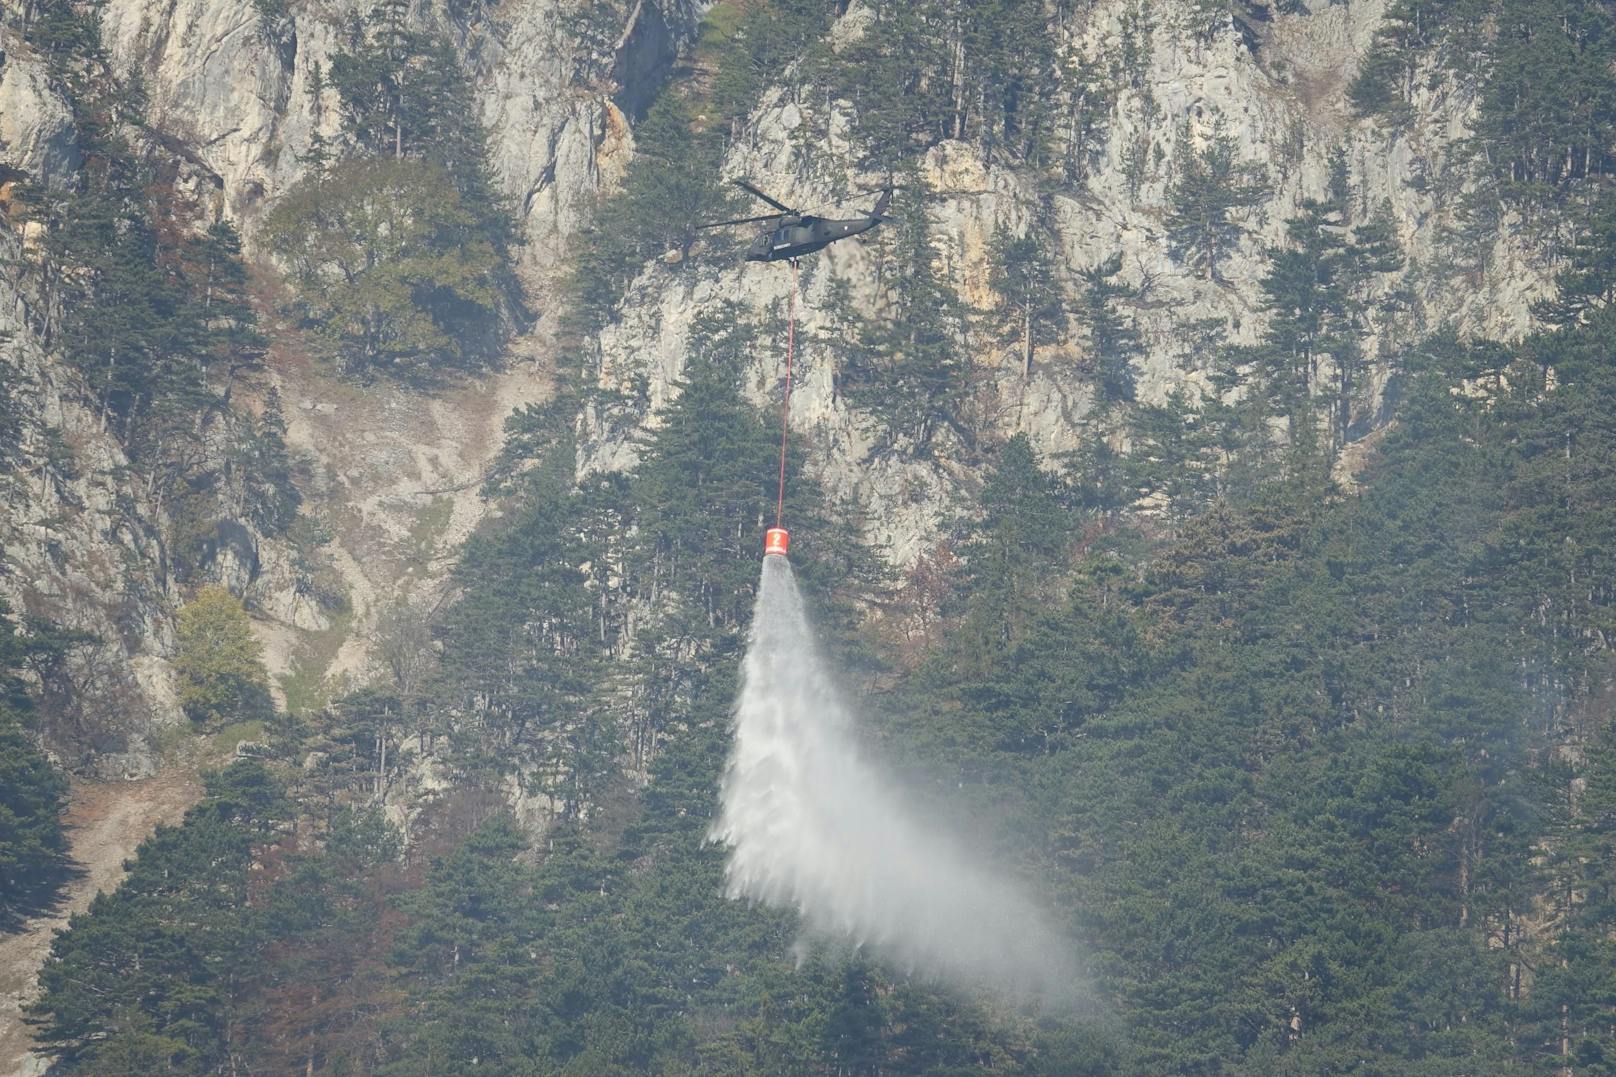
left=710, top=554, right=1082, bottom=1006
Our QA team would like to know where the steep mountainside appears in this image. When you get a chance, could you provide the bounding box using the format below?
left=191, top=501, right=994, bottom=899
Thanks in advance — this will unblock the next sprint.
left=6, top=0, right=1616, bottom=1071
left=584, top=0, right=1556, bottom=559
left=0, top=0, right=1567, bottom=764
left=0, top=0, right=696, bottom=761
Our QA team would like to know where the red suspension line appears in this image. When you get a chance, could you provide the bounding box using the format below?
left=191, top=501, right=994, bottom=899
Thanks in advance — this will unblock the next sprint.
left=775, top=258, right=797, bottom=529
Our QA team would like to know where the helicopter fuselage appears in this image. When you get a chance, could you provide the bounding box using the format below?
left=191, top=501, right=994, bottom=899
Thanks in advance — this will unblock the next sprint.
left=745, top=213, right=881, bottom=262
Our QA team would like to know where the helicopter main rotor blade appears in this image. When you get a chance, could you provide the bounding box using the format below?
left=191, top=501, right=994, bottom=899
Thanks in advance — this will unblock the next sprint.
left=734, top=179, right=798, bottom=216
left=697, top=213, right=786, bottom=229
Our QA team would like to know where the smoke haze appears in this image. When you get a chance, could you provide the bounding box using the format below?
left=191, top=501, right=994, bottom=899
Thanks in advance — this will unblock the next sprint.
left=710, top=556, right=1081, bottom=1006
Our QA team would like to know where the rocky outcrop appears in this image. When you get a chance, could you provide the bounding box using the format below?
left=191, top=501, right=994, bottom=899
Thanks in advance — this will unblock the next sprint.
left=0, top=38, right=81, bottom=190
left=250, top=351, right=553, bottom=693
left=0, top=227, right=182, bottom=777
left=96, top=0, right=705, bottom=277
left=97, top=0, right=329, bottom=224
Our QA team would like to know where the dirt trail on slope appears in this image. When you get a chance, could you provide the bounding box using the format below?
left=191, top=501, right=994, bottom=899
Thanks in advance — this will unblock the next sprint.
left=0, top=767, right=202, bottom=1076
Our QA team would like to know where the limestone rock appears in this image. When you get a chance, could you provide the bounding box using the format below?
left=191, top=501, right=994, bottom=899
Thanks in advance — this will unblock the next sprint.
left=96, top=0, right=704, bottom=277
left=0, top=38, right=81, bottom=190
left=0, top=231, right=182, bottom=768
left=577, top=0, right=1560, bottom=564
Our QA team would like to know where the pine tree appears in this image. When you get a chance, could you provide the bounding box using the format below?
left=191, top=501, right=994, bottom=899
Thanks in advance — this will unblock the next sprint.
left=832, top=0, right=1057, bottom=166
left=1125, top=388, right=1219, bottom=528
left=435, top=446, right=602, bottom=802
left=385, top=815, right=546, bottom=1068
left=1536, top=188, right=1616, bottom=327
left=1251, top=163, right=1402, bottom=454
left=28, top=763, right=290, bottom=1073
left=1474, top=0, right=1616, bottom=198
left=1166, top=121, right=1269, bottom=280
left=1078, top=252, right=1144, bottom=406
left=191, top=221, right=267, bottom=398
left=0, top=712, right=69, bottom=926
left=1067, top=427, right=1131, bottom=518
left=626, top=322, right=780, bottom=633
left=19, top=0, right=106, bottom=81
left=48, top=190, right=208, bottom=438
left=988, top=231, right=1064, bottom=378
left=233, top=387, right=301, bottom=535
left=0, top=602, right=72, bottom=927
left=955, top=434, right=1074, bottom=663
left=327, top=0, right=503, bottom=205
left=842, top=180, right=971, bottom=451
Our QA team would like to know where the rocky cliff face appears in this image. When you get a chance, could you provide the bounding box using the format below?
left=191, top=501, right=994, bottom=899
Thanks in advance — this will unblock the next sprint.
left=0, top=40, right=80, bottom=188
left=95, top=0, right=700, bottom=278
left=0, top=225, right=183, bottom=776
left=0, top=0, right=1559, bottom=758
left=579, top=0, right=1556, bottom=563
left=2, top=39, right=176, bottom=774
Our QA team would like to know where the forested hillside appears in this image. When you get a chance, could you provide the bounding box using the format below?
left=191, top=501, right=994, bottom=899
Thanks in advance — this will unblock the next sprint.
left=5, top=0, right=1616, bottom=1071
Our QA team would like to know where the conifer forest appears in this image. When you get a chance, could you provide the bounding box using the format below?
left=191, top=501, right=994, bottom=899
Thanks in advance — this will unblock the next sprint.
left=5, top=0, right=1616, bottom=1071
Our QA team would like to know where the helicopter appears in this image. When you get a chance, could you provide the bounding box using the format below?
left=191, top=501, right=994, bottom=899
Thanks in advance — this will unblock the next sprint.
left=700, top=179, right=893, bottom=262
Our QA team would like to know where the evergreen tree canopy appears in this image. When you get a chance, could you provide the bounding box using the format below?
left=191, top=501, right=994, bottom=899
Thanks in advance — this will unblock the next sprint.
left=988, top=231, right=1065, bottom=379
left=0, top=601, right=75, bottom=928
left=842, top=181, right=972, bottom=452
left=28, top=763, right=292, bottom=1074
left=1078, top=253, right=1144, bottom=406
left=1165, top=122, right=1269, bottom=280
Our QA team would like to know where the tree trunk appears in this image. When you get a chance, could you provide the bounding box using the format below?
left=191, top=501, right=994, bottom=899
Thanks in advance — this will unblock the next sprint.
left=1023, top=304, right=1033, bottom=378
left=306, top=984, right=319, bottom=1075
left=99, top=349, right=116, bottom=433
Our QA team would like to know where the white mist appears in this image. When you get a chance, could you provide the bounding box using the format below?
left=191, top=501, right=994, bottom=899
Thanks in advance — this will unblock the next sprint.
left=710, top=555, right=1080, bottom=1005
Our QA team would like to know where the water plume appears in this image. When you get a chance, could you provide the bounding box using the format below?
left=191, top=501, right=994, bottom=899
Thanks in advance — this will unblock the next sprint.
left=710, top=555, right=1081, bottom=1006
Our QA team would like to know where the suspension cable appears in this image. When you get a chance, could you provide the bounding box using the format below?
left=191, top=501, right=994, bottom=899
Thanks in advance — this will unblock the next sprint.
left=775, top=258, right=797, bottom=529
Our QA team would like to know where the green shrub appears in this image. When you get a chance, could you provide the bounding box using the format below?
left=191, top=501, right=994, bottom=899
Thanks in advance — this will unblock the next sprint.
left=174, top=586, right=272, bottom=727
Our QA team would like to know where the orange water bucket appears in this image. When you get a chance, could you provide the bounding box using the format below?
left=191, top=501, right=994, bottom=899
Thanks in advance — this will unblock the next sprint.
left=764, top=528, right=790, bottom=558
